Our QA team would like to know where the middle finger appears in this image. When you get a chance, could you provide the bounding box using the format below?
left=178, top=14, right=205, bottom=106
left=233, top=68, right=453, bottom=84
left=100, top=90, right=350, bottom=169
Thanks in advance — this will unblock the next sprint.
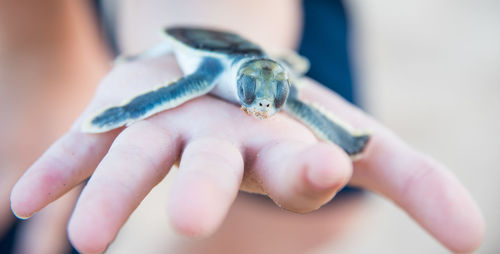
left=68, top=120, right=181, bottom=254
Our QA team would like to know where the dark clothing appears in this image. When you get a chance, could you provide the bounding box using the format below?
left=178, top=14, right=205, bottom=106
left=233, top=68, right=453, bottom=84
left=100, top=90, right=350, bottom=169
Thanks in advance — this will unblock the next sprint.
left=299, top=0, right=356, bottom=104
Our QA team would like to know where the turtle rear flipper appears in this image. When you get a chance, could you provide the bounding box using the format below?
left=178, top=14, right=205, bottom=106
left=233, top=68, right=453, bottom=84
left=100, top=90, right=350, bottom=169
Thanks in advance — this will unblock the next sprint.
left=272, top=50, right=310, bottom=77
left=284, top=95, right=371, bottom=159
left=82, top=57, right=223, bottom=133
left=114, top=43, right=173, bottom=65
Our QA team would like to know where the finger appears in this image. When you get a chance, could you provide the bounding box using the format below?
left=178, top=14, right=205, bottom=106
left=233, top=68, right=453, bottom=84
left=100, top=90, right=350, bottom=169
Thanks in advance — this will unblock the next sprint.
left=9, top=54, right=180, bottom=220
left=303, top=81, right=484, bottom=253
left=248, top=141, right=352, bottom=213
left=13, top=186, right=80, bottom=254
left=68, top=120, right=180, bottom=254
left=168, top=137, right=244, bottom=237
left=353, top=134, right=484, bottom=253
left=10, top=129, right=117, bottom=219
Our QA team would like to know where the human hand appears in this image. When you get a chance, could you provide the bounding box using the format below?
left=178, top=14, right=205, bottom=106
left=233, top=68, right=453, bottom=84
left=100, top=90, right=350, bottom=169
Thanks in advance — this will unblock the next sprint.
left=10, top=54, right=484, bottom=253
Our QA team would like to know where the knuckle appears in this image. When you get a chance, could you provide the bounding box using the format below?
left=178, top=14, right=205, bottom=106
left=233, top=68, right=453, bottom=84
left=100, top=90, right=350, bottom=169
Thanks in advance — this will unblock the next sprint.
left=186, top=137, right=242, bottom=164
left=108, top=122, right=178, bottom=170
left=397, top=153, right=439, bottom=205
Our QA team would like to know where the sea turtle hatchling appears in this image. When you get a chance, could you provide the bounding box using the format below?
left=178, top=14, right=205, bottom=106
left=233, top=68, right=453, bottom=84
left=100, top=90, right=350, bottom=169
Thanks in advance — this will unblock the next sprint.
left=82, top=27, right=371, bottom=157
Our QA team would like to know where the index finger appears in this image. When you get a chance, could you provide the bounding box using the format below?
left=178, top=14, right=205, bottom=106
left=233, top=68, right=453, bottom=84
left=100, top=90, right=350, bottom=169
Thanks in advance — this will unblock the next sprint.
left=9, top=127, right=118, bottom=219
left=10, top=54, right=182, bottom=219
left=301, top=80, right=484, bottom=253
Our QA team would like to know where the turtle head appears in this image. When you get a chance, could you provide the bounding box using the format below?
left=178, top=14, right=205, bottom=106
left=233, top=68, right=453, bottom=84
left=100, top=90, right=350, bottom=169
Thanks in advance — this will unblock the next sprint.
left=236, top=59, right=290, bottom=119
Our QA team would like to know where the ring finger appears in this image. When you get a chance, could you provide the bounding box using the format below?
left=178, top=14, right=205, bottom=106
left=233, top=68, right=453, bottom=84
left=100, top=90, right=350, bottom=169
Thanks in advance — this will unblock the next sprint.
left=167, top=136, right=244, bottom=237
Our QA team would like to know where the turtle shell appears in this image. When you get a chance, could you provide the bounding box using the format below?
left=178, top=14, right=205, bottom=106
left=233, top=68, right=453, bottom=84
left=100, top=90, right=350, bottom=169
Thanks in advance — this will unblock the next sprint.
left=166, top=27, right=265, bottom=57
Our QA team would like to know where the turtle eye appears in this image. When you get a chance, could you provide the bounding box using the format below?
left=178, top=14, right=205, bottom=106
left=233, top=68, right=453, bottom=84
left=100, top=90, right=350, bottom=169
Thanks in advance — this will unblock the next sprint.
left=274, top=80, right=289, bottom=108
left=237, top=75, right=256, bottom=105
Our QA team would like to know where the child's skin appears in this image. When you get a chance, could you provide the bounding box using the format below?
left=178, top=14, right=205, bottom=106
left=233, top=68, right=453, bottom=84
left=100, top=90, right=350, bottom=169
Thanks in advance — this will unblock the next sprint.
left=2, top=0, right=484, bottom=253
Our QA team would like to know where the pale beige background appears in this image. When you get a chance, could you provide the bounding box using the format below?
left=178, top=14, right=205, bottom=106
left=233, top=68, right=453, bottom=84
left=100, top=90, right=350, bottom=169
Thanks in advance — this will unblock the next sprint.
left=107, top=0, right=500, bottom=253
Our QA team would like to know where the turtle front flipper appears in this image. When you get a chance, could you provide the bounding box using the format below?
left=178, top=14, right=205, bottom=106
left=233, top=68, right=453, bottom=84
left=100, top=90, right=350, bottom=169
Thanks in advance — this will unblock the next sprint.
left=284, top=93, right=371, bottom=159
left=82, top=57, right=223, bottom=133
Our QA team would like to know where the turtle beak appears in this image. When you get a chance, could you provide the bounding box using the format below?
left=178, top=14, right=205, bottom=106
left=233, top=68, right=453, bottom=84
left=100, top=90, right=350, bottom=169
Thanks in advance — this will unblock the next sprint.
left=240, top=99, right=274, bottom=119
left=252, top=110, right=270, bottom=119
left=241, top=106, right=270, bottom=119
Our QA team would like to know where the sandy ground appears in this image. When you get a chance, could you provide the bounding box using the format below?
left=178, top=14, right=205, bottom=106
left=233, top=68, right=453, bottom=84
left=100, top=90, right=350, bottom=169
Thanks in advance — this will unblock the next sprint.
left=105, top=0, right=500, bottom=253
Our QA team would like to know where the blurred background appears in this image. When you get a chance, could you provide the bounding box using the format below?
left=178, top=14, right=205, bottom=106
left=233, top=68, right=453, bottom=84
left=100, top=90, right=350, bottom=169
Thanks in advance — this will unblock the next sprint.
left=1, top=0, right=499, bottom=253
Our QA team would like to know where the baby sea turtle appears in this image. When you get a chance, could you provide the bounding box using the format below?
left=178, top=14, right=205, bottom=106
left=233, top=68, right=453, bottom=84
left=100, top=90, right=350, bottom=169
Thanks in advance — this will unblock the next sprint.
left=82, top=27, right=370, bottom=157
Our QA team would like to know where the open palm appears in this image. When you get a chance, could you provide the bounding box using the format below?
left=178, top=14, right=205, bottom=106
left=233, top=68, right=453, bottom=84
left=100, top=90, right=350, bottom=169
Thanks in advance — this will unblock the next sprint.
left=10, top=54, right=483, bottom=254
